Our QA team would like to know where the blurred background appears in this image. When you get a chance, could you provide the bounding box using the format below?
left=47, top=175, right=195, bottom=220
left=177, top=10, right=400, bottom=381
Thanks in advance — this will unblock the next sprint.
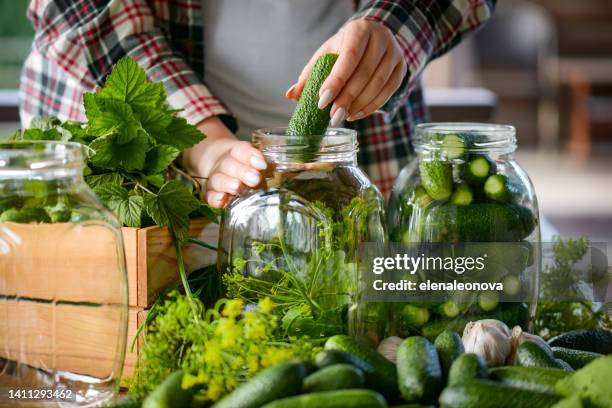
left=0, top=0, right=610, bottom=241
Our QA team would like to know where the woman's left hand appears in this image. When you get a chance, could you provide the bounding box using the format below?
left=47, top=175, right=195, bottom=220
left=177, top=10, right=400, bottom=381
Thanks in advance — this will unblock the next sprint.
left=286, top=19, right=407, bottom=126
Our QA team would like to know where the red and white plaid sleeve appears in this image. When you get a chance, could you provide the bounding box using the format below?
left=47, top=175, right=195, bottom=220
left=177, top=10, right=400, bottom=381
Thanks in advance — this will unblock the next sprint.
left=352, top=0, right=496, bottom=118
left=24, top=0, right=230, bottom=126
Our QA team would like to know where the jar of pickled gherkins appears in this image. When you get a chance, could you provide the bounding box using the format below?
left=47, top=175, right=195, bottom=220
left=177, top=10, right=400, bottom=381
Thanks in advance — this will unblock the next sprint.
left=219, top=128, right=386, bottom=341
left=385, top=123, right=540, bottom=340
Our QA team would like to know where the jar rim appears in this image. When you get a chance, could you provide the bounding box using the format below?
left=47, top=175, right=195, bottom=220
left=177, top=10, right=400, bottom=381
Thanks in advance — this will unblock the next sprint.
left=0, top=141, right=85, bottom=172
left=413, top=122, right=517, bottom=153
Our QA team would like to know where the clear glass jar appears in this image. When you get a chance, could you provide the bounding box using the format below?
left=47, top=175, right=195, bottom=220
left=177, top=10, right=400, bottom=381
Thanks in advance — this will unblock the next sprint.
left=386, top=123, right=540, bottom=340
left=0, top=142, right=128, bottom=407
left=219, top=128, right=386, bottom=341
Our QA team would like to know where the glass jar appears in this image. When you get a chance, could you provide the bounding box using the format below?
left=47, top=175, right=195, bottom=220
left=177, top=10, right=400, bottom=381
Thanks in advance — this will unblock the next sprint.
left=0, top=142, right=128, bottom=407
left=219, top=128, right=386, bottom=342
left=385, top=123, right=540, bottom=340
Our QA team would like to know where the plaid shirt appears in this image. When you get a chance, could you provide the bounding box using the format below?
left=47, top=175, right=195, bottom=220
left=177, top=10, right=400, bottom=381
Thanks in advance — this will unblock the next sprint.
left=20, top=0, right=495, bottom=196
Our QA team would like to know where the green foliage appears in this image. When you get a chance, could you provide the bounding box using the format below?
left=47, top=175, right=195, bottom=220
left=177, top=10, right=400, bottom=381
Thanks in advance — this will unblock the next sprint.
left=535, top=236, right=612, bottom=339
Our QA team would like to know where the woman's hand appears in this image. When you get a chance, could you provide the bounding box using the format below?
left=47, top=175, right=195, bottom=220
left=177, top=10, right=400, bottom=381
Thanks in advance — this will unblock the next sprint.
left=182, top=116, right=267, bottom=208
left=287, top=19, right=407, bottom=125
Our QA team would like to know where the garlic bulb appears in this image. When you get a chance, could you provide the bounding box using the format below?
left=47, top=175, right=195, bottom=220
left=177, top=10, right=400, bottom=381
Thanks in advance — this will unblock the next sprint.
left=377, top=336, right=403, bottom=363
left=508, top=325, right=551, bottom=365
left=462, top=319, right=511, bottom=367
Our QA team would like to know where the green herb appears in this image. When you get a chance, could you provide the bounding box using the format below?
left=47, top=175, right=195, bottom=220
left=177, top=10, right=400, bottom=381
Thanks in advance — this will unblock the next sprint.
left=128, top=293, right=319, bottom=403
left=535, top=236, right=612, bottom=338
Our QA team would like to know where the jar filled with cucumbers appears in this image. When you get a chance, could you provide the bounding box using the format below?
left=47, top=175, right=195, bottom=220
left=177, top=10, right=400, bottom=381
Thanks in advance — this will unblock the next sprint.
left=219, top=128, right=387, bottom=341
left=386, top=123, right=540, bottom=340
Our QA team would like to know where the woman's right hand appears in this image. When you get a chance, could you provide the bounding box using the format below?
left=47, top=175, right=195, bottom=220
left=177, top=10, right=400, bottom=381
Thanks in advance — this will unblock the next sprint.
left=182, top=116, right=267, bottom=208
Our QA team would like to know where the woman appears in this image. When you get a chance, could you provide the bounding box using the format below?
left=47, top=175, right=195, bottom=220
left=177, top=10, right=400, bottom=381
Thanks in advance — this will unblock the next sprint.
left=20, top=0, right=495, bottom=207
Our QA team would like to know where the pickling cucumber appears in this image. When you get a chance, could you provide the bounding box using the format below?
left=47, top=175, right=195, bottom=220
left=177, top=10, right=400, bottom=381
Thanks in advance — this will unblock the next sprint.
left=449, top=183, right=473, bottom=206
left=303, top=364, right=365, bottom=392
left=461, top=155, right=492, bottom=186
left=143, top=370, right=192, bottom=408
left=548, top=328, right=612, bottom=355
left=212, top=361, right=308, bottom=408
left=324, top=335, right=398, bottom=399
left=401, top=304, right=431, bottom=331
left=484, top=174, right=512, bottom=202
left=441, top=134, right=465, bottom=159
left=489, top=366, right=569, bottom=394
left=419, top=160, right=453, bottom=201
left=261, top=389, right=387, bottom=408
left=447, top=353, right=488, bottom=386
left=397, top=336, right=443, bottom=403
left=439, top=380, right=560, bottom=408
left=551, top=347, right=603, bottom=369
left=434, top=330, right=464, bottom=380
left=424, top=202, right=536, bottom=242
left=287, top=53, right=338, bottom=148
left=516, top=341, right=565, bottom=369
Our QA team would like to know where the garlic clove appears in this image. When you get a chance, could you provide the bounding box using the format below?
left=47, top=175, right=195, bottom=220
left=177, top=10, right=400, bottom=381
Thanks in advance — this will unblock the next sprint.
left=462, top=319, right=512, bottom=367
left=377, top=336, right=403, bottom=363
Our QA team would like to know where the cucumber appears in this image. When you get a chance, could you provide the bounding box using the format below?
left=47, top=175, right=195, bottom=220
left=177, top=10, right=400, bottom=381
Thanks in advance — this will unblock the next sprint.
left=548, top=328, right=612, bottom=354
left=555, top=356, right=612, bottom=408
left=439, top=380, right=561, bottom=408
left=303, top=364, right=365, bottom=392
left=211, top=361, right=308, bottom=408
left=108, top=396, right=142, bottom=408
left=461, top=155, right=492, bottom=186
left=0, top=207, right=51, bottom=223
left=397, top=336, right=443, bottom=403
left=419, top=160, right=453, bottom=201
left=551, top=347, right=603, bottom=369
left=401, top=304, right=431, bottom=331
left=413, top=185, right=433, bottom=208
left=424, top=202, right=536, bottom=242
left=434, top=330, right=464, bottom=380
left=477, top=291, right=499, bottom=312
left=324, top=335, right=398, bottom=399
left=516, top=341, right=565, bottom=369
left=441, top=134, right=465, bottom=159
left=142, top=370, right=192, bottom=408
left=287, top=53, right=338, bottom=149
left=489, top=366, right=569, bottom=394
left=437, top=301, right=460, bottom=319
left=447, top=353, right=488, bottom=386
left=555, top=359, right=575, bottom=372
left=261, top=389, right=387, bottom=408
left=484, top=174, right=511, bottom=202
left=449, top=183, right=473, bottom=206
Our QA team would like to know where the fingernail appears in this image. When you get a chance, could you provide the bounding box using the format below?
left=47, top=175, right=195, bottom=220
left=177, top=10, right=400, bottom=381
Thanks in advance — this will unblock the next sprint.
left=227, top=179, right=240, bottom=192
left=318, top=89, right=334, bottom=109
left=213, top=192, right=225, bottom=203
left=250, top=155, right=267, bottom=170
left=330, top=107, right=346, bottom=127
left=244, top=171, right=261, bottom=185
left=286, top=84, right=297, bottom=98
left=348, top=111, right=364, bottom=121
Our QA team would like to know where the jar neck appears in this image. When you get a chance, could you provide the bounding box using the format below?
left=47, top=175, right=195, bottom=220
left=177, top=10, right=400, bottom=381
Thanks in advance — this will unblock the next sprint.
left=253, top=128, right=358, bottom=170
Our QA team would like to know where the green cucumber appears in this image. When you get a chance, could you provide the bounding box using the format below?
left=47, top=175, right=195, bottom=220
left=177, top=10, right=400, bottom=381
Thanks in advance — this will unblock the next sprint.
left=484, top=174, right=512, bottom=202
left=461, top=155, right=493, bottom=186
left=324, top=335, right=398, bottom=399
left=287, top=53, right=338, bottom=149
left=424, top=202, right=536, bottom=242
left=447, top=353, right=488, bottom=386
left=108, top=396, right=142, bottom=408
left=261, top=389, right=387, bottom=408
left=477, top=291, right=499, bottom=312
left=401, top=304, right=431, bottom=332
left=436, top=301, right=461, bottom=318
left=548, top=328, right=612, bottom=354
left=449, top=183, right=473, bottom=206
left=419, top=160, right=453, bottom=201
left=551, top=347, right=603, bottom=369
left=434, top=330, right=464, bottom=379
left=303, top=364, right=365, bottom=392
left=555, top=356, right=612, bottom=408
left=441, top=134, right=465, bottom=159
left=143, top=370, right=192, bottom=408
left=211, top=361, right=308, bottom=408
left=439, top=380, right=560, bottom=408
left=0, top=207, right=51, bottom=223
left=397, top=336, right=443, bottom=403
left=489, top=366, right=569, bottom=394
left=516, top=341, right=564, bottom=369
left=555, top=358, right=575, bottom=372
left=413, top=185, right=433, bottom=208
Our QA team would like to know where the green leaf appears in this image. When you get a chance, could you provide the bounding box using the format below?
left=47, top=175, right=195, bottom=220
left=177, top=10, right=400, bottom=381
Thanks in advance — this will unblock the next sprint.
left=191, top=203, right=222, bottom=223
left=99, top=57, right=165, bottom=110
left=93, top=183, right=143, bottom=227
left=146, top=174, right=166, bottom=188
left=22, top=128, right=62, bottom=141
left=138, top=108, right=172, bottom=142
left=83, top=92, right=102, bottom=119
left=154, top=117, right=203, bottom=150
left=143, top=144, right=180, bottom=174
left=143, top=180, right=200, bottom=242
left=89, top=99, right=141, bottom=144
left=85, top=172, right=124, bottom=189
left=89, top=133, right=149, bottom=171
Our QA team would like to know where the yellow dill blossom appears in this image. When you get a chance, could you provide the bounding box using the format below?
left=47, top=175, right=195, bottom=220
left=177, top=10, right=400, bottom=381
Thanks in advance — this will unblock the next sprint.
left=243, top=311, right=257, bottom=324
left=245, top=322, right=266, bottom=340
left=258, top=297, right=275, bottom=313
left=247, top=355, right=260, bottom=374
left=206, top=378, right=224, bottom=401
left=215, top=319, right=240, bottom=348
left=222, top=299, right=244, bottom=318
left=265, top=348, right=296, bottom=366
left=203, top=339, right=223, bottom=367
